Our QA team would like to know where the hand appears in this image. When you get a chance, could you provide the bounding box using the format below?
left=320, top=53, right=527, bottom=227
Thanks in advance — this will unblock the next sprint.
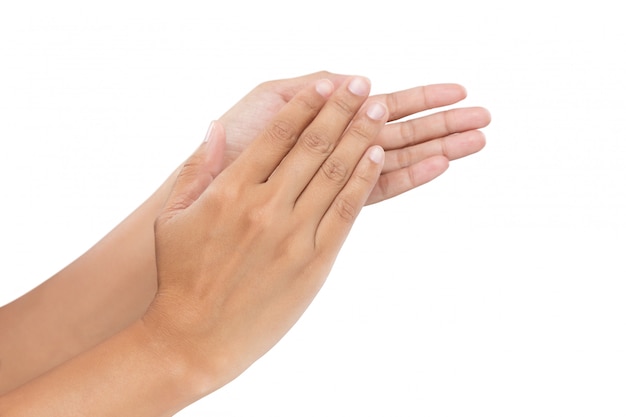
left=219, top=71, right=491, bottom=204
left=145, top=76, right=387, bottom=392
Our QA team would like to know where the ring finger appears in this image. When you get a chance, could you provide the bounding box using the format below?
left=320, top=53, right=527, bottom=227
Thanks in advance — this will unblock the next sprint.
left=268, top=76, right=372, bottom=201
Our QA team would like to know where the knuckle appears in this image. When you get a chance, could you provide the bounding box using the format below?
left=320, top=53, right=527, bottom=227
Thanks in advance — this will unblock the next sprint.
left=333, top=196, right=358, bottom=223
left=407, top=164, right=420, bottom=187
left=256, top=78, right=278, bottom=92
left=376, top=173, right=391, bottom=199
left=203, top=176, right=242, bottom=204
left=293, top=93, right=319, bottom=113
left=395, top=148, right=411, bottom=169
left=154, top=212, right=173, bottom=230
left=329, top=96, right=355, bottom=117
left=243, top=195, right=281, bottom=233
left=420, top=85, right=433, bottom=109
left=255, top=80, right=270, bottom=92
left=353, top=163, right=374, bottom=184
left=301, top=129, right=332, bottom=155
left=278, top=230, right=311, bottom=262
left=441, top=110, right=456, bottom=134
left=439, top=137, right=450, bottom=158
left=385, top=92, right=399, bottom=116
left=209, top=185, right=240, bottom=211
left=178, top=153, right=204, bottom=176
left=399, top=120, right=418, bottom=146
left=321, top=157, right=349, bottom=184
left=395, top=146, right=420, bottom=169
left=315, top=70, right=332, bottom=78
left=245, top=204, right=272, bottom=230
left=348, top=121, right=375, bottom=145
left=265, top=119, right=297, bottom=148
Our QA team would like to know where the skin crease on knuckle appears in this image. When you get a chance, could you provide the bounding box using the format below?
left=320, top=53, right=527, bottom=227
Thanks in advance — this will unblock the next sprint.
left=300, top=129, right=333, bottom=156
left=293, top=92, right=322, bottom=114
left=391, top=144, right=426, bottom=171
left=333, top=195, right=359, bottom=223
left=328, top=95, right=357, bottom=118
left=264, top=118, right=299, bottom=149
left=374, top=172, right=393, bottom=200
left=383, top=90, right=401, bottom=117
left=348, top=118, right=378, bottom=146
left=398, top=119, right=419, bottom=148
left=320, top=156, right=349, bottom=185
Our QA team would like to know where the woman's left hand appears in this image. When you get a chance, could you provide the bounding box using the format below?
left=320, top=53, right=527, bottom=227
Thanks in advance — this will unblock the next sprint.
left=219, top=70, right=491, bottom=204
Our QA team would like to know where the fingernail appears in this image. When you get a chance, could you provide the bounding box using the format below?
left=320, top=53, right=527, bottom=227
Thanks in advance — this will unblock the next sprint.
left=316, top=79, right=334, bottom=98
left=348, top=77, right=370, bottom=96
left=368, top=146, right=385, bottom=164
left=203, top=121, right=215, bottom=143
left=366, top=102, right=386, bottom=120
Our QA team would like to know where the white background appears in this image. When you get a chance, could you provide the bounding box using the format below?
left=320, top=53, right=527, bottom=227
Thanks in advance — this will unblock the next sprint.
left=1, top=1, right=625, bottom=416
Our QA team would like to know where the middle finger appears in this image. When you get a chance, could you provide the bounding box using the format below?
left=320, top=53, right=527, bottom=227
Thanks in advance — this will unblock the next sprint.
left=268, top=76, right=371, bottom=201
left=376, top=106, right=491, bottom=150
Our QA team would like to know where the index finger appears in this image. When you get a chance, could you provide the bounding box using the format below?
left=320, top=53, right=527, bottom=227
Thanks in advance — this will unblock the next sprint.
left=226, top=79, right=335, bottom=184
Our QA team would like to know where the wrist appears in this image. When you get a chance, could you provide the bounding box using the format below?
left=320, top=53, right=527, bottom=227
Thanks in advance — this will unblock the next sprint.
left=0, top=315, right=222, bottom=416
left=139, top=302, right=227, bottom=402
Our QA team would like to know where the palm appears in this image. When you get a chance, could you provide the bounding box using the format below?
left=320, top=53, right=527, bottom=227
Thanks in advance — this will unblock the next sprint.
left=218, top=71, right=490, bottom=205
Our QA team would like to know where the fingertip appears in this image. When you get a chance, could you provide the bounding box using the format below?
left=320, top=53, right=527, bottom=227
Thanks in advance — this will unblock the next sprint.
left=456, top=83, right=468, bottom=100
left=433, top=154, right=450, bottom=170
left=348, top=76, right=371, bottom=97
left=311, top=71, right=348, bottom=89
left=417, top=155, right=450, bottom=180
left=315, top=78, right=335, bottom=98
left=422, top=154, right=448, bottom=170
left=422, top=83, right=468, bottom=108
left=432, top=82, right=467, bottom=96
left=367, top=145, right=385, bottom=165
left=474, top=129, right=487, bottom=152
left=366, top=101, right=388, bottom=121
left=463, top=129, right=488, bottom=156
left=480, top=107, right=492, bottom=126
left=449, top=84, right=467, bottom=103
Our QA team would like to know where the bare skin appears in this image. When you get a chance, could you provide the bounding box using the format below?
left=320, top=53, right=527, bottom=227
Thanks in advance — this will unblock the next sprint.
left=220, top=71, right=489, bottom=204
left=0, top=71, right=490, bottom=395
left=0, top=76, right=389, bottom=415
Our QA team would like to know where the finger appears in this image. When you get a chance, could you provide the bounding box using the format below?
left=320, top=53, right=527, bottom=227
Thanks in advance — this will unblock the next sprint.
left=366, top=155, right=449, bottom=205
left=296, top=100, right=388, bottom=218
left=375, top=106, right=491, bottom=150
left=261, top=70, right=349, bottom=101
left=158, top=121, right=226, bottom=223
left=382, top=129, right=487, bottom=174
left=268, top=76, right=372, bottom=199
left=371, top=83, right=468, bottom=122
left=227, top=79, right=335, bottom=183
left=315, top=146, right=385, bottom=254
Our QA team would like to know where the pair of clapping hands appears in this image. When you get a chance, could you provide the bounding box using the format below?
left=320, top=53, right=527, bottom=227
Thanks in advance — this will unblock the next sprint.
left=147, top=71, right=490, bottom=393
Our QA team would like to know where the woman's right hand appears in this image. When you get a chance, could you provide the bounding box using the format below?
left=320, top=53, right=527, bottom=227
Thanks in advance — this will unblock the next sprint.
left=144, top=76, right=387, bottom=394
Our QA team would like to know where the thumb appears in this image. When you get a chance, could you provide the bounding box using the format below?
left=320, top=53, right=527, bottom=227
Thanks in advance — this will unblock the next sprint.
left=160, top=121, right=226, bottom=221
